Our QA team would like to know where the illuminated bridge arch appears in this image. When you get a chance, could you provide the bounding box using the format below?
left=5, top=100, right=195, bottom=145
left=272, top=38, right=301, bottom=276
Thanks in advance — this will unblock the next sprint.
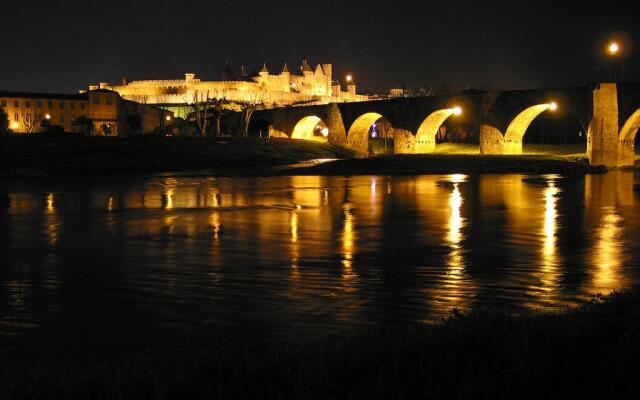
left=415, top=107, right=461, bottom=153
left=503, top=103, right=556, bottom=154
left=347, top=112, right=384, bottom=155
left=291, top=115, right=328, bottom=140
left=618, top=108, right=640, bottom=167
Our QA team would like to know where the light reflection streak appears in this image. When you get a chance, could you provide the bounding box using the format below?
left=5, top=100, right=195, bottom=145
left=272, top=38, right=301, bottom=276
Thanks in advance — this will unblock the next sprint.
left=46, top=193, right=54, bottom=213
left=538, top=180, right=560, bottom=304
left=290, top=210, right=300, bottom=282
left=444, top=181, right=465, bottom=301
left=341, top=205, right=357, bottom=285
left=592, top=209, right=624, bottom=293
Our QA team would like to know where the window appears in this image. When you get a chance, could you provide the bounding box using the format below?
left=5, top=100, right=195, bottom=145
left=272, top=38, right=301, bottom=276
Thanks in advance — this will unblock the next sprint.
left=14, top=113, right=19, bottom=121
left=59, top=101, right=64, bottom=109
left=1, top=100, right=6, bottom=107
left=48, top=101, right=53, bottom=109
left=70, top=102, right=75, bottom=110
left=59, top=114, right=64, bottom=123
left=106, top=95, right=113, bottom=105
left=13, top=100, right=19, bottom=107
left=25, top=101, right=30, bottom=108
left=93, top=95, right=100, bottom=104
left=80, top=102, right=86, bottom=110
left=36, top=100, right=42, bottom=108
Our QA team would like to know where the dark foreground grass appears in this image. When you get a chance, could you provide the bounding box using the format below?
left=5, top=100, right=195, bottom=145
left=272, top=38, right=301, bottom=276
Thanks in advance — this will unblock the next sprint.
left=2, top=290, right=640, bottom=400
left=0, top=136, right=354, bottom=178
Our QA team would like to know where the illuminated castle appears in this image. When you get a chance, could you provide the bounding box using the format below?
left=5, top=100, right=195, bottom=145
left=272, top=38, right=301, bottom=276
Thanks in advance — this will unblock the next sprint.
left=91, top=60, right=368, bottom=116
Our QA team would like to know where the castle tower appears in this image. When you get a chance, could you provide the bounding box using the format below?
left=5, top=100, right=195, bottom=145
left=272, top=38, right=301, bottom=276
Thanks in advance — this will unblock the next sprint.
left=259, top=63, right=269, bottom=77
left=281, top=63, right=291, bottom=92
left=322, top=64, right=333, bottom=96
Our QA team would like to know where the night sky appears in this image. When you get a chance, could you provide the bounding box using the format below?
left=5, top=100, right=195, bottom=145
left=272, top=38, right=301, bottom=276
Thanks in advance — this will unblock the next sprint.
left=1, top=0, right=638, bottom=94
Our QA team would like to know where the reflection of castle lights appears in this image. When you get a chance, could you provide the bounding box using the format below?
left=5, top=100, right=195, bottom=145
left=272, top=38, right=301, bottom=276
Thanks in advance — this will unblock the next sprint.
left=593, top=210, right=624, bottom=291
left=543, top=182, right=559, bottom=259
left=448, top=184, right=463, bottom=244
left=342, top=206, right=355, bottom=272
left=290, top=211, right=298, bottom=242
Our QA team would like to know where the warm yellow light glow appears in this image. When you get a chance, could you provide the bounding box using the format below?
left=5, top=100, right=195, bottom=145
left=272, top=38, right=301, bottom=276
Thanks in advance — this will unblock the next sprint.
left=292, top=115, right=323, bottom=140
left=46, top=193, right=54, bottom=212
left=165, top=115, right=172, bottom=121
left=452, top=106, right=462, bottom=116
left=45, top=114, right=51, bottom=120
left=549, top=102, right=558, bottom=111
left=342, top=205, right=355, bottom=273
left=290, top=211, right=299, bottom=242
left=11, top=122, right=19, bottom=129
left=346, top=74, right=353, bottom=82
left=608, top=42, right=619, bottom=55
left=447, top=184, right=463, bottom=244
left=321, top=127, right=329, bottom=137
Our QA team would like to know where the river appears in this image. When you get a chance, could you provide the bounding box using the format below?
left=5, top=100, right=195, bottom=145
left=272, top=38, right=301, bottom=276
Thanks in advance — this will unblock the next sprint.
left=1, top=171, right=639, bottom=361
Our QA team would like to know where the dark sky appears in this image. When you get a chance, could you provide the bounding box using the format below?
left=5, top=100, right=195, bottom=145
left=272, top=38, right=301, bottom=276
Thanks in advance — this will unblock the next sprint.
left=1, top=0, right=638, bottom=94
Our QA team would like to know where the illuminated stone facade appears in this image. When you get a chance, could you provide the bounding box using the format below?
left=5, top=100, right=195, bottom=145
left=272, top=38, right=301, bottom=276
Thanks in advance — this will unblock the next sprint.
left=0, top=90, right=172, bottom=135
left=92, top=60, right=368, bottom=114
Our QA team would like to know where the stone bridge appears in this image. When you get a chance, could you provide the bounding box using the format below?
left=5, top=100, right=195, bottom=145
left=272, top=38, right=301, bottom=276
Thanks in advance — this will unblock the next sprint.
left=248, top=83, right=640, bottom=168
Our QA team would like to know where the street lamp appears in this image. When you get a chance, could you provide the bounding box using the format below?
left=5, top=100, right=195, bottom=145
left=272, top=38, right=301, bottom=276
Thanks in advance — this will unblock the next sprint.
left=452, top=106, right=462, bottom=116
left=346, top=74, right=353, bottom=83
left=549, top=102, right=558, bottom=111
left=606, top=41, right=623, bottom=83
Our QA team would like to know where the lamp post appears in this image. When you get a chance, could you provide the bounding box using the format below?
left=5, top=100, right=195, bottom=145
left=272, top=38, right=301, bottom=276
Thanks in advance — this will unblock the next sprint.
left=607, top=41, right=622, bottom=83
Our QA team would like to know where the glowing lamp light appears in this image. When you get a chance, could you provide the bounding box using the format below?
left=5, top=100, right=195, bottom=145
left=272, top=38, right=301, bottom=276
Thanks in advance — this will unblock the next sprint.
left=165, top=115, right=172, bottom=121
left=45, top=114, right=51, bottom=120
left=346, top=74, right=353, bottom=83
left=452, top=106, right=462, bottom=116
left=549, top=102, right=558, bottom=111
left=11, top=122, right=19, bottom=129
left=321, top=127, right=329, bottom=137
left=608, top=42, right=619, bottom=55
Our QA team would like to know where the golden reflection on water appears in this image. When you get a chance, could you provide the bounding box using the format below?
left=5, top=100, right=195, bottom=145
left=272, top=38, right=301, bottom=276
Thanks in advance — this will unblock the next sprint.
left=538, top=180, right=560, bottom=303
left=341, top=204, right=357, bottom=286
left=592, top=209, right=624, bottom=293
left=441, top=175, right=469, bottom=305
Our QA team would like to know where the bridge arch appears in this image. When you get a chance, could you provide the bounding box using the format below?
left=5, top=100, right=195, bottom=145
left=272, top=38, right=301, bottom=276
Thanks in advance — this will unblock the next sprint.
left=618, top=108, right=640, bottom=167
left=291, top=115, right=328, bottom=141
left=503, top=103, right=556, bottom=154
left=415, top=107, right=461, bottom=153
left=347, top=112, right=384, bottom=155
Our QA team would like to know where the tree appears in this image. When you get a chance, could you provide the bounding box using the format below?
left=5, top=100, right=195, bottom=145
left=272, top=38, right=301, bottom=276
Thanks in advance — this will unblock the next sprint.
left=234, top=92, right=264, bottom=138
left=186, top=90, right=213, bottom=137
left=210, top=97, right=230, bottom=137
left=0, top=108, right=8, bottom=134
left=22, top=111, right=44, bottom=133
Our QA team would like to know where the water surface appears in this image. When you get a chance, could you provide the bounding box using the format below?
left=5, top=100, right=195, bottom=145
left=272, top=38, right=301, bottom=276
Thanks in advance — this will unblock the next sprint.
left=1, top=171, right=639, bottom=360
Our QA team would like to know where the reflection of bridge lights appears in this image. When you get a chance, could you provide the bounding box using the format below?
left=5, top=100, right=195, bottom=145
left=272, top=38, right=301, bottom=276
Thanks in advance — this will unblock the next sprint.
left=448, top=184, right=463, bottom=244
left=549, top=102, right=558, bottom=111
left=321, top=127, right=329, bottom=137
left=449, top=174, right=467, bottom=184
left=46, top=193, right=55, bottom=212
left=543, top=182, right=559, bottom=260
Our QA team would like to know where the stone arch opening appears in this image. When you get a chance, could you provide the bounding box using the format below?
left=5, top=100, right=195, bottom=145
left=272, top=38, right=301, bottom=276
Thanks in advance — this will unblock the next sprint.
left=347, top=112, right=384, bottom=155
left=368, top=117, right=394, bottom=155
left=523, top=107, right=587, bottom=154
left=415, top=107, right=461, bottom=153
left=291, top=116, right=329, bottom=141
left=503, top=103, right=557, bottom=154
left=618, top=108, right=640, bottom=167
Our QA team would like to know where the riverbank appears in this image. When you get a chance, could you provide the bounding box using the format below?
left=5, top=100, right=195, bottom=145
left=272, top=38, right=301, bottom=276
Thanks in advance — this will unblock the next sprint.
left=0, top=136, right=354, bottom=179
left=2, top=289, right=639, bottom=399
left=2, top=137, right=635, bottom=179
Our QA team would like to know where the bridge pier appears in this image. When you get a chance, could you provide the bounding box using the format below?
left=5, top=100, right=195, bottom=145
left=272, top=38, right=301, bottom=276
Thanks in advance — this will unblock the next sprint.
left=479, top=124, right=505, bottom=155
left=394, top=129, right=416, bottom=154
left=587, top=83, right=619, bottom=169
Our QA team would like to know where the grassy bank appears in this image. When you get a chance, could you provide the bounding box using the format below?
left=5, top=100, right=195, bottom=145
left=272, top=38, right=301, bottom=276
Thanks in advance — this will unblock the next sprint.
left=2, top=290, right=639, bottom=399
left=0, top=136, right=354, bottom=178
left=281, top=153, right=597, bottom=176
